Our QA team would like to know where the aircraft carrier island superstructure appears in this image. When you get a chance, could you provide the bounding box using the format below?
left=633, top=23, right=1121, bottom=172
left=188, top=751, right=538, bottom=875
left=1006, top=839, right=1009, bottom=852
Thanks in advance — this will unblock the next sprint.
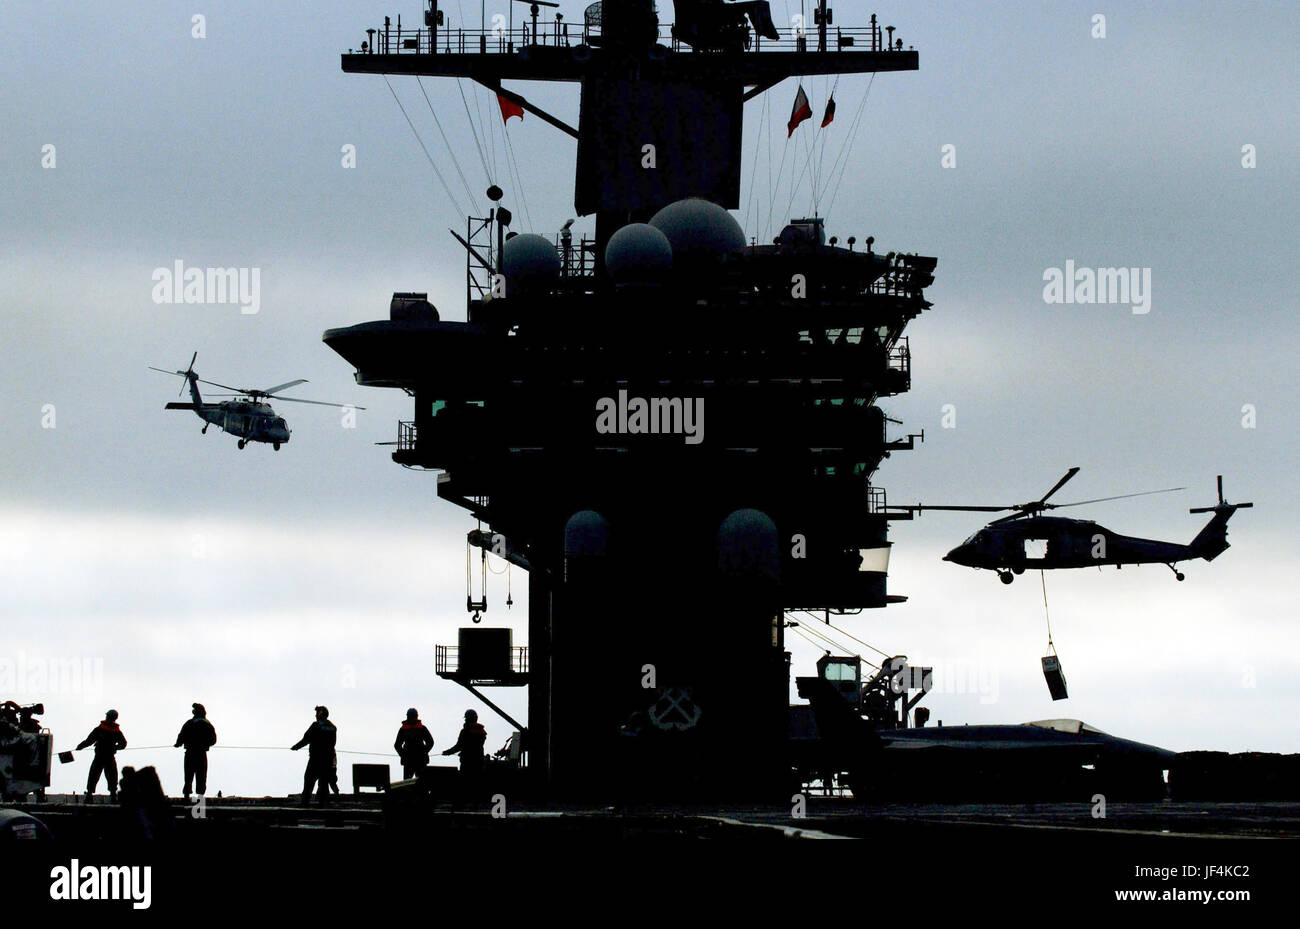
left=324, top=0, right=935, bottom=799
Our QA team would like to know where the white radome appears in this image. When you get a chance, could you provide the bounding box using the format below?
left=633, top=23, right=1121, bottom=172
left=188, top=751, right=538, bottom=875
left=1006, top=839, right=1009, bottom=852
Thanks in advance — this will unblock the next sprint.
left=649, top=198, right=746, bottom=265
left=501, top=233, right=561, bottom=290
left=605, top=222, right=673, bottom=284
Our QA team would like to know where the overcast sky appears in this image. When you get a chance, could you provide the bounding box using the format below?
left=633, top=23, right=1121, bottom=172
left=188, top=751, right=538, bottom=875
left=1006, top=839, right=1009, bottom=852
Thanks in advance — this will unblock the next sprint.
left=2, top=0, right=1297, bottom=798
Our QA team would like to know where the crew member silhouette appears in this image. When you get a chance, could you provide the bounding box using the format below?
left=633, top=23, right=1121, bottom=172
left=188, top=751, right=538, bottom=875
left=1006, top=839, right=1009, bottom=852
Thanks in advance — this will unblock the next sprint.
left=77, top=709, right=127, bottom=802
left=442, top=709, right=487, bottom=776
left=174, top=702, right=217, bottom=799
left=394, top=708, right=435, bottom=779
left=291, top=705, right=337, bottom=805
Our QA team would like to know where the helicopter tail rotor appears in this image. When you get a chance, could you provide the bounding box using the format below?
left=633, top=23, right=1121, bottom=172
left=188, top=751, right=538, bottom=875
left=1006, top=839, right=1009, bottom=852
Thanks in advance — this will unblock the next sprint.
left=1189, top=475, right=1253, bottom=561
left=179, top=351, right=197, bottom=396
left=1189, top=475, right=1253, bottom=515
left=149, top=352, right=200, bottom=398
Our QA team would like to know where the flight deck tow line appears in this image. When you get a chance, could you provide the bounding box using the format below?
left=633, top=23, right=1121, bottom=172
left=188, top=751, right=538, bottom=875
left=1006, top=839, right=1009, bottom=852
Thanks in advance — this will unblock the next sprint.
left=59, top=745, right=399, bottom=761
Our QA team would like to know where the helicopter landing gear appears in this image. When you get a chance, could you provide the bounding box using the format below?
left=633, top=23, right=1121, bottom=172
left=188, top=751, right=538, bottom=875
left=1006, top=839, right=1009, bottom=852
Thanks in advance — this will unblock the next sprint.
left=1167, top=563, right=1185, bottom=581
left=237, top=439, right=246, bottom=449
left=201, top=425, right=208, bottom=434
left=998, top=571, right=1015, bottom=585
left=273, top=443, right=280, bottom=451
left=1012, top=566, right=1025, bottom=575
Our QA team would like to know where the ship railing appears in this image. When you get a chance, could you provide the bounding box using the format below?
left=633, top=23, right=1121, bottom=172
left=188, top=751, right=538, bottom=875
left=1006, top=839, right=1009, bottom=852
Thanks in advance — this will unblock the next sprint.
left=435, top=645, right=530, bottom=677
left=398, top=420, right=417, bottom=451
left=349, top=20, right=904, bottom=55
left=866, top=485, right=888, bottom=514
left=887, top=337, right=910, bottom=378
left=868, top=270, right=920, bottom=300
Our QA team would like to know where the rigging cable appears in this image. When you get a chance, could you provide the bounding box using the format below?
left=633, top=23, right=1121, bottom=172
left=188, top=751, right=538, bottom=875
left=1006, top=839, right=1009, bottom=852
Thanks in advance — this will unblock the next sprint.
left=788, top=614, right=860, bottom=659
left=813, top=72, right=843, bottom=210
left=783, top=118, right=820, bottom=226
left=502, top=124, right=536, bottom=231
left=825, top=72, right=875, bottom=220
left=477, top=79, right=501, bottom=190
left=743, top=91, right=767, bottom=237
left=794, top=609, right=892, bottom=662
left=417, top=76, right=481, bottom=213
left=383, top=75, right=466, bottom=216
left=455, top=75, right=495, bottom=187
left=789, top=623, right=854, bottom=658
left=766, top=125, right=792, bottom=243
left=761, top=92, right=774, bottom=234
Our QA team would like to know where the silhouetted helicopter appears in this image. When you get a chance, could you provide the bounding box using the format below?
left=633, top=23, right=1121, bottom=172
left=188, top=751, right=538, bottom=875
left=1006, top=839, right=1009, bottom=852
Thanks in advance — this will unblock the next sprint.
left=894, top=469, right=1252, bottom=584
left=150, top=353, right=363, bottom=450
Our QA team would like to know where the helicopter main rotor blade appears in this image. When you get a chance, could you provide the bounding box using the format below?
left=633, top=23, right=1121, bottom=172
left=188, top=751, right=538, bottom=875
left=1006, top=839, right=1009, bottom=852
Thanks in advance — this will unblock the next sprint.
left=1050, top=487, right=1186, bottom=509
left=1037, top=467, right=1081, bottom=505
left=894, top=504, right=1014, bottom=513
left=261, top=379, right=308, bottom=396
left=990, top=511, right=1030, bottom=525
left=268, top=395, right=366, bottom=410
left=150, top=365, right=194, bottom=398
left=193, top=376, right=250, bottom=393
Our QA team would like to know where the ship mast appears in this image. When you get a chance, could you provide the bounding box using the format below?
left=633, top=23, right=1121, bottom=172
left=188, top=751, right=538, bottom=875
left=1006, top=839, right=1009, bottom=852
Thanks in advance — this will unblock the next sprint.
left=327, top=1, right=934, bottom=799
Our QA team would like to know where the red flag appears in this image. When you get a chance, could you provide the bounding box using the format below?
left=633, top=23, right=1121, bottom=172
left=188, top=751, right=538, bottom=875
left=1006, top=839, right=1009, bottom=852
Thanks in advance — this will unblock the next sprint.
left=497, top=93, right=524, bottom=124
left=787, top=84, right=812, bottom=138
left=820, top=95, right=836, bottom=128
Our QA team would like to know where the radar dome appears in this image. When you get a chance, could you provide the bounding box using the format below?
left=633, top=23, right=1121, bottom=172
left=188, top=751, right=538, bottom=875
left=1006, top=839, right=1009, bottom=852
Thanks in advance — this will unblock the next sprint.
left=564, top=509, right=609, bottom=558
left=605, top=223, right=673, bottom=285
left=648, top=198, right=746, bottom=267
left=501, top=233, right=561, bottom=293
left=717, top=508, right=780, bottom=581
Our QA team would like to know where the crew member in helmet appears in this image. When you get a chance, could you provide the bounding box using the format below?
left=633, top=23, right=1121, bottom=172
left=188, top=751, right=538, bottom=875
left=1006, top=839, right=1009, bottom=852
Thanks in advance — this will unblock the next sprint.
left=441, top=709, right=487, bottom=775
left=394, top=708, right=435, bottom=779
left=174, top=702, right=217, bottom=799
left=77, top=709, right=127, bottom=802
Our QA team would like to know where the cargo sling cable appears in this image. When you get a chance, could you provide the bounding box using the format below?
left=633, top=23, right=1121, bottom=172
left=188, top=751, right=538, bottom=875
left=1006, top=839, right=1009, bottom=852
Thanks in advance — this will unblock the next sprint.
left=1040, top=569, right=1057, bottom=658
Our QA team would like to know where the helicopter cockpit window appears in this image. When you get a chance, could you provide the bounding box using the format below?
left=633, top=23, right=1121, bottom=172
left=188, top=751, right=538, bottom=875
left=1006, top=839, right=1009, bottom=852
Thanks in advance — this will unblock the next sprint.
left=962, top=531, right=982, bottom=546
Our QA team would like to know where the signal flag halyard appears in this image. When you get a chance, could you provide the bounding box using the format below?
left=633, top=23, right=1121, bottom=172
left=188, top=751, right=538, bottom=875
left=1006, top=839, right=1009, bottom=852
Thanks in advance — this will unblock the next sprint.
left=497, top=93, right=525, bottom=124
left=821, top=95, right=836, bottom=128
left=787, top=84, right=812, bottom=137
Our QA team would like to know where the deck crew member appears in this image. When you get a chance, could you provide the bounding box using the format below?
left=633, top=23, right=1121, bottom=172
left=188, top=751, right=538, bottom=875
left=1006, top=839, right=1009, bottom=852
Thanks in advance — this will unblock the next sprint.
left=291, top=705, right=338, bottom=805
left=174, top=702, right=217, bottom=798
left=394, top=708, right=435, bottom=779
left=441, top=709, right=487, bottom=776
left=77, top=709, right=127, bottom=801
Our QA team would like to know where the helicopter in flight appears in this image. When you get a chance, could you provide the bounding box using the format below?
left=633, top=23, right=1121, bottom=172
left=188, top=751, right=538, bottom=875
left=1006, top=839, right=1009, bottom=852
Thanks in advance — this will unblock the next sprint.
left=150, top=352, right=363, bottom=450
left=894, top=469, right=1252, bottom=584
